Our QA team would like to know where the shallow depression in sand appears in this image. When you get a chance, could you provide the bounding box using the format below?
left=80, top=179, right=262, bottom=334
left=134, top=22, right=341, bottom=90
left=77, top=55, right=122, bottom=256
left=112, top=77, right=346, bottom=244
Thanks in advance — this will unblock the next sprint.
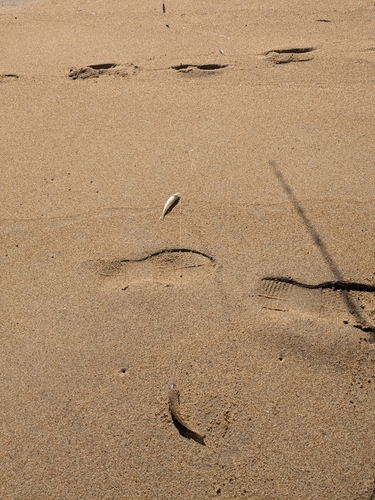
left=86, top=249, right=216, bottom=291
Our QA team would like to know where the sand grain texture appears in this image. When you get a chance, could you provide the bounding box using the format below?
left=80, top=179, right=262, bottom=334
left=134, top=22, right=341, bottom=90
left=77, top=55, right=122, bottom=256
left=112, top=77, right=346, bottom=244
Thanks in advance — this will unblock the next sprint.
left=1, top=0, right=375, bottom=498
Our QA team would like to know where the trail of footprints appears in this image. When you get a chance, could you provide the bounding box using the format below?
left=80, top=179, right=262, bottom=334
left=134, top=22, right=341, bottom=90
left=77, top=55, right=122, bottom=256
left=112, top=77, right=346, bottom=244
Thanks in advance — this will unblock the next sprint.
left=67, top=61, right=229, bottom=80
left=66, top=45, right=317, bottom=81
left=0, top=46, right=317, bottom=85
left=3, top=42, right=375, bottom=83
left=66, top=47, right=315, bottom=81
left=86, top=249, right=215, bottom=290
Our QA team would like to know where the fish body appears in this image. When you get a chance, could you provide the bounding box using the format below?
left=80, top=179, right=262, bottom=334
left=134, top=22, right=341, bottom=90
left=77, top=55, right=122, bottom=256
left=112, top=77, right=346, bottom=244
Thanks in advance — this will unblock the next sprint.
left=168, top=383, right=205, bottom=444
left=160, top=193, right=180, bottom=219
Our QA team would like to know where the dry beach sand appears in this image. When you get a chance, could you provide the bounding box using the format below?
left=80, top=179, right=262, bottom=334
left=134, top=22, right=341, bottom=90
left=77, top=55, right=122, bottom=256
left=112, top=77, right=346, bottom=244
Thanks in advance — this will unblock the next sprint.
left=1, top=0, right=375, bottom=498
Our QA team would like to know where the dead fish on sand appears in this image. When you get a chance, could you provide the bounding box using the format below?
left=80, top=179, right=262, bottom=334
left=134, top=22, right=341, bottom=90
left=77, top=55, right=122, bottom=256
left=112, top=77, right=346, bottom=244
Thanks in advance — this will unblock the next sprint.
left=168, top=383, right=205, bottom=445
left=160, top=193, right=180, bottom=219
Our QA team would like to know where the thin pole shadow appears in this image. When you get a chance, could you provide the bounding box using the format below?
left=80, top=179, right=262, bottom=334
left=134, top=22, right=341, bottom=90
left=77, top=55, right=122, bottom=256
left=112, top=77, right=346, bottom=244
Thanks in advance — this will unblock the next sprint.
left=268, top=160, right=374, bottom=335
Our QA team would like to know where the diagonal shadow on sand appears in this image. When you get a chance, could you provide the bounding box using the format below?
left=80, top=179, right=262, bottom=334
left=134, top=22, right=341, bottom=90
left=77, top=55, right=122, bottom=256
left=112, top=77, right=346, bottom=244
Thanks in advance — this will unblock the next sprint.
left=268, top=160, right=375, bottom=338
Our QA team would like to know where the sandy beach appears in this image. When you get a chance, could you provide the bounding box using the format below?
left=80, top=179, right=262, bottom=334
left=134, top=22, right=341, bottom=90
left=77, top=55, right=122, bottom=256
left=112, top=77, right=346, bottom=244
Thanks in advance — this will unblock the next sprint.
left=1, top=0, right=375, bottom=498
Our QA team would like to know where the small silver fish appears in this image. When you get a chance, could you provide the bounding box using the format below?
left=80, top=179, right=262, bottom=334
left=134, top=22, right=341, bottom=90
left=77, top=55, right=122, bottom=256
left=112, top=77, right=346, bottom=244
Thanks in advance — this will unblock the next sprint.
left=160, top=192, right=180, bottom=220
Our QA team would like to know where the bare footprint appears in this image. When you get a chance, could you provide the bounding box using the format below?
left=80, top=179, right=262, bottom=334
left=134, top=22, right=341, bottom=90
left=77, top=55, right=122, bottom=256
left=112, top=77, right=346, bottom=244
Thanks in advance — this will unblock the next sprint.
left=262, top=47, right=316, bottom=65
left=0, top=74, right=19, bottom=82
left=86, top=249, right=215, bottom=290
left=170, top=63, right=227, bottom=76
left=256, top=276, right=375, bottom=331
left=68, top=62, right=139, bottom=80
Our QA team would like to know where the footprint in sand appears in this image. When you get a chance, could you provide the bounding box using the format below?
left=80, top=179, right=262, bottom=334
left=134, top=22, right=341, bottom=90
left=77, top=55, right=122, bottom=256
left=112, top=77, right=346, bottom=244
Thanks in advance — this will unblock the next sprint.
left=262, top=47, right=316, bottom=65
left=171, top=63, right=227, bottom=76
left=68, top=62, right=139, bottom=80
left=86, top=249, right=215, bottom=290
left=0, top=74, right=19, bottom=82
left=256, top=276, right=375, bottom=331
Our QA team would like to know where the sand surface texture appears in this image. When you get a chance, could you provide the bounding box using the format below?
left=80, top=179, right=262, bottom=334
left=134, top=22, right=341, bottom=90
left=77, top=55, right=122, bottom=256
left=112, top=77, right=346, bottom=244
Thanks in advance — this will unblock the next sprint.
left=1, top=0, right=375, bottom=498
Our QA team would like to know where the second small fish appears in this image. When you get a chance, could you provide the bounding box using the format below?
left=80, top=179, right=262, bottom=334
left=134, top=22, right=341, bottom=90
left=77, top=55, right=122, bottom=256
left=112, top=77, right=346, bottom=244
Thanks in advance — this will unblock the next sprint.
left=168, top=383, right=205, bottom=445
left=160, top=192, right=180, bottom=220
